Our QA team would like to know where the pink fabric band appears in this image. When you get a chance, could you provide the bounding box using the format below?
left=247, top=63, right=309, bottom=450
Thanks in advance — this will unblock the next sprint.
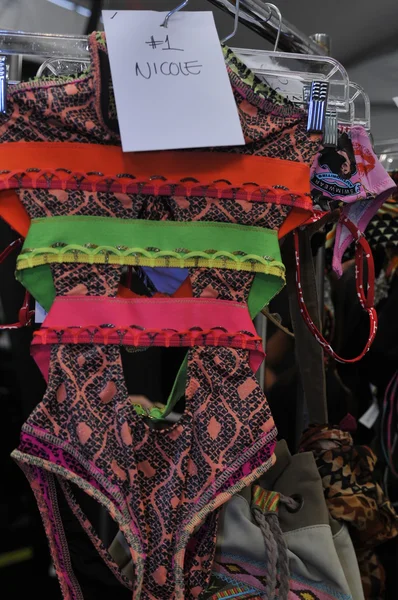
left=32, top=296, right=264, bottom=380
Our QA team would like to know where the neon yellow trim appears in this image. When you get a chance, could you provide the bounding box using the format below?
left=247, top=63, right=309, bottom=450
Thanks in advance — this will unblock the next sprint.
left=17, top=250, right=285, bottom=278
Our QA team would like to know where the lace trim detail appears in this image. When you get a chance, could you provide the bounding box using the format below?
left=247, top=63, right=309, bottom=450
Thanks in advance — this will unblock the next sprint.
left=33, top=325, right=263, bottom=350
left=17, top=244, right=286, bottom=276
left=1, top=169, right=312, bottom=206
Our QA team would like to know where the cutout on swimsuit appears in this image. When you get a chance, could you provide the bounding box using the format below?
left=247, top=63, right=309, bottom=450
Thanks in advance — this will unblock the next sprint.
left=121, top=347, right=188, bottom=422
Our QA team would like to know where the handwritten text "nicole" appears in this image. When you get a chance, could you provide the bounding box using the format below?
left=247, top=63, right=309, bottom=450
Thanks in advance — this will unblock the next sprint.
left=136, top=35, right=203, bottom=79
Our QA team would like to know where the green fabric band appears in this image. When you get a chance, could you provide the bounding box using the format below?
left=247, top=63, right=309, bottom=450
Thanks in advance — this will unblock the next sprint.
left=18, top=216, right=282, bottom=269
left=17, top=216, right=285, bottom=316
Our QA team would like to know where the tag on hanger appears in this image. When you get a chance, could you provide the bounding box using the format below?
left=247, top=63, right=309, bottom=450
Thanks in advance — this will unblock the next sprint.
left=102, top=10, right=244, bottom=152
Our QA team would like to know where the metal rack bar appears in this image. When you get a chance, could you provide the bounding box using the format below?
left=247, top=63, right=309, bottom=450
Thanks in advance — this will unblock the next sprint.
left=0, top=2, right=325, bottom=60
left=0, top=30, right=89, bottom=59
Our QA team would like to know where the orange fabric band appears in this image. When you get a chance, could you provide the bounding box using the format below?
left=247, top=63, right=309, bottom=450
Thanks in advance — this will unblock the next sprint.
left=0, top=190, right=30, bottom=237
left=0, top=142, right=312, bottom=239
left=0, top=141, right=311, bottom=193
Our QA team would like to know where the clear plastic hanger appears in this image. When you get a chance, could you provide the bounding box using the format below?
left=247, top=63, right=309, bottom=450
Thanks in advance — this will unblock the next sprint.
left=36, top=57, right=90, bottom=79
left=230, top=3, right=350, bottom=119
left=349, top=82, right=371, bottom=130
left=337, top=82, right=371, bottom=131
left=228, top=3, right=349, bottom=140
left=232, top=47, right=350, bottom=113
left=0, top=29, right=89, bottom=59
left=209, top=0, right=322, bottom=55
left=0, top=30, right=90, bottom=111
left=228, top=5, right=366, bottom=134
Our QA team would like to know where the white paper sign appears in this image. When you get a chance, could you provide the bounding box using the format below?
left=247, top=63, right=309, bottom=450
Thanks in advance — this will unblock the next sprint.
left=102, top=10, right=244, bottom=152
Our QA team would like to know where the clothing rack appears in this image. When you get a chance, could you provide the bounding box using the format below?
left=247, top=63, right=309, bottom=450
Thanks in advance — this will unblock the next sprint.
left=0, top=30, right=89, bottom=59
left=0, top=3, right=324, bottom=61
left=0, top=1, right=324, bottom=59
left=208, top=0, right=325, bottom=55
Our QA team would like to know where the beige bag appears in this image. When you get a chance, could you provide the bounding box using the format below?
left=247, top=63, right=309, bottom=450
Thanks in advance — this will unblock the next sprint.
left=204, top=439, right=363, bottom=600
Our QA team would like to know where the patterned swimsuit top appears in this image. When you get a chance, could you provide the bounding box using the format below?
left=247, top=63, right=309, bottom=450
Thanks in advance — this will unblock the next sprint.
left=5, top=33, right=322, bottom=600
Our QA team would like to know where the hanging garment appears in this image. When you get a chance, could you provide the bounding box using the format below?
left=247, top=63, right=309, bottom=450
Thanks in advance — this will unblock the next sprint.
left=311, top=127, right=396, bottom=276
left=4, top=34, right=322, bottom=600
left=4, top=44, right=320, bottom=314
left=207, top=440, right=363, bottom=600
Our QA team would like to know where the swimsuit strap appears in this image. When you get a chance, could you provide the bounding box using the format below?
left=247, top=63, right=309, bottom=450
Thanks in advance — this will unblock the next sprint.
left=132, top=354, right=188, bottom=421
left=0, top=238, right=34, bottom=330
left=293, top=216, right=377, bottom=364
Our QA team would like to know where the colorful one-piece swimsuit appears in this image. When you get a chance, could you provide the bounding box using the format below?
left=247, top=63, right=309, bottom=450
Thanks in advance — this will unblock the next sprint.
left=2, top=34, right=321, bottom=599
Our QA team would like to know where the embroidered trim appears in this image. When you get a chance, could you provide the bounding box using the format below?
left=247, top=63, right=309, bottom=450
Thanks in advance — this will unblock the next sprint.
left=33, top=325, right=262, bottom=350
left=17, top=216, right=285, bottom=279
left=17, top=244, right=286, bottom=276
left=3, top=168, right=311, bottom=206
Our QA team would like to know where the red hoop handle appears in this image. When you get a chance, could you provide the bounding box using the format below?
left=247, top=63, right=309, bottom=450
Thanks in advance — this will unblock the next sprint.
left=0, top=238, right=34, bottom=330
left=293, top=217, right=377, bottom=364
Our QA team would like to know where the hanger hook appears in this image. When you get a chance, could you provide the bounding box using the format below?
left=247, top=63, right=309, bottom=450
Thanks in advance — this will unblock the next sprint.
left=221, top=0, right=240, bottom=44
left=161, top=0, right=189, bottom=28
left=264, top=3, right=282, bottom=52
